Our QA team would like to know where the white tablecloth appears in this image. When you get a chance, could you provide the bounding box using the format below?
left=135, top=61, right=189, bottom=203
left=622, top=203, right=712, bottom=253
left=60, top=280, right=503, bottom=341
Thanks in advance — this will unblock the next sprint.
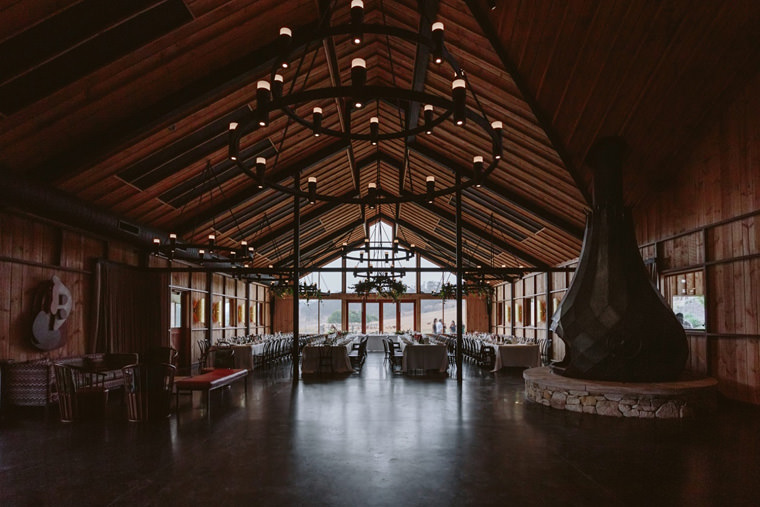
left=491, top=344, right=540, bottom=371
left=401, top=344, right=448, bottom=373
left=301, top=344, right=353, bottom=374
left=233, top=343, right=267, bottom=370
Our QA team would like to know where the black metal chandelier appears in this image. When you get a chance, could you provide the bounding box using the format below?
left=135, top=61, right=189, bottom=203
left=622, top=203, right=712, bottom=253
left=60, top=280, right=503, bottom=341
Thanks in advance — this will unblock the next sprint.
left=152, top=233, right=255, bottom=264
left=227, top=0, right=504, bottom=206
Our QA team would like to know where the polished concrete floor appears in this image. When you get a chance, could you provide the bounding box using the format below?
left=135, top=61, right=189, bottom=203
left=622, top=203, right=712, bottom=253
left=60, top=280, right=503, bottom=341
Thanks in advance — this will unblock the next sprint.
left=2, top=353, right=760, bottom=506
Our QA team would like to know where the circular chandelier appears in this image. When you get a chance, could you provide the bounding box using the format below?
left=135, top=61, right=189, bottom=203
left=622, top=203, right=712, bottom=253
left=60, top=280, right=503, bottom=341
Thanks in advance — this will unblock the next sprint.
left=152, top=233, right=254, bottom=264
left=227, top=0, right=504, bottom=206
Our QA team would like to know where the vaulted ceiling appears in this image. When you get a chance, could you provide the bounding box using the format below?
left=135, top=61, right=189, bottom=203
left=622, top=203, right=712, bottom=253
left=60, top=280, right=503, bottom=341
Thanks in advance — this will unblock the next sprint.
left=1, top=0, right=758, bottom=277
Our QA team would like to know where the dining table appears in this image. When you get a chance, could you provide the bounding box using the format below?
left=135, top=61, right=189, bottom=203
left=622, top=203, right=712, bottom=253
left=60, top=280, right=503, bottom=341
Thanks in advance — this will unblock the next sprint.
left=301, top=338, right=354, bottom=374
left=400, top=342, right=448, bottom=373
left=489, top=343, right=540, bottom=371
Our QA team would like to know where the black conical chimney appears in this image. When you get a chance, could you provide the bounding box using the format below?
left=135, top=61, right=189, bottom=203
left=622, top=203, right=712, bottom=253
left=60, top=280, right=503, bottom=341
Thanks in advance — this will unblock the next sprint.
left=550, top=137, right=688, bottom=382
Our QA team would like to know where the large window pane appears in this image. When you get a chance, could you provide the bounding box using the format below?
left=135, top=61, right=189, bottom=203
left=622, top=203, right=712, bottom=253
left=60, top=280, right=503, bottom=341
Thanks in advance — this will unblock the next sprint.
left=348, top=302, right=362, bottom=333
left=419, top=257, right=443, bottom=293
left=365, top=302, right=380, bottom=333
left=298, top=300, right=319, bottom=334
left=420, top=298, right=443, bottom=333
left=321, top=299, right=342, bottom=333
left=382, top=302, right=397, bottom=332
left=318, top=258, right=343, bottom=294
left=442, top=299, right=467, bottom=333
left=400, top=302, right=414, bottom=332
left=396, top=253, right=416, bottom=293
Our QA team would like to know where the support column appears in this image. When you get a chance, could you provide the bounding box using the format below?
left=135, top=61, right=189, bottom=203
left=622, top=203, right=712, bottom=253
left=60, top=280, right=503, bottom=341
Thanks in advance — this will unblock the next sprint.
left=205, top=271, right=213, bottom=345
left=456, top=172, right=463, bottom=382
left=292, top=174, right=301, bottom=379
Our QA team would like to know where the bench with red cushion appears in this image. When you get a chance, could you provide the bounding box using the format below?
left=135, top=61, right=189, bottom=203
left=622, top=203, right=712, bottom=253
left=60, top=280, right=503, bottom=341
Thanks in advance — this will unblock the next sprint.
left=174, top=368, right=247, bottom=421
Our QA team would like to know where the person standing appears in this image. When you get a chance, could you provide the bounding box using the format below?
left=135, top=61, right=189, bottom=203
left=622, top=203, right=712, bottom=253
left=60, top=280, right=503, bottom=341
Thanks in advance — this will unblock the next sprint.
left=432, top=318, right=439, bottom=334
left=449, top=320, right=456, bottom=333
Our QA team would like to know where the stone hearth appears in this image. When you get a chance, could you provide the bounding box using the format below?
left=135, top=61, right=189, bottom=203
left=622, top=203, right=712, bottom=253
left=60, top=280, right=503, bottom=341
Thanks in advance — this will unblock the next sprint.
left=523, top=366, right=717, bottom=419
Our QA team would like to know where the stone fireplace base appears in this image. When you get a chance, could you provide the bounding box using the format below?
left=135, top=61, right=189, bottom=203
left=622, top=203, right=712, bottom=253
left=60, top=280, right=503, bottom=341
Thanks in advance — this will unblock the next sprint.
left=523, top=367, right=718, bottom=418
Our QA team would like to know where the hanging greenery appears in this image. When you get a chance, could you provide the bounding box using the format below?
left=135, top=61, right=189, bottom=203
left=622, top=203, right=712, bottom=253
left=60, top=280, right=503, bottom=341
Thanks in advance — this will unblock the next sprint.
left=351, top=274, right=407, bottom=302
left=270, top=281, right=330, bottom=303
left=435, top=281, right=493, bottom=302
left=270, top=283, right=293, bottom=298
left=435, top=282, right=457, bottom=301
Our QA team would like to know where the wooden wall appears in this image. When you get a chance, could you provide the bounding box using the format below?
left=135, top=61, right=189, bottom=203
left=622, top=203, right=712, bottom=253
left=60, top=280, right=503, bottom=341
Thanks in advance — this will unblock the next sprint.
left=494, top=71, right=760, bottom=404
left=492, top=266, right=575, bottom=362
left=0, top=210, right=138, bottom=362
left=0, top=210, right=270, bottom=370
left=632, top=71, right=760, bottom=405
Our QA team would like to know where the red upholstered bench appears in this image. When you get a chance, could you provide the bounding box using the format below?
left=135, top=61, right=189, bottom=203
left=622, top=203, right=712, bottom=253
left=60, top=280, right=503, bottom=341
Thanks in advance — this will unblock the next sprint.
left=174, top=368, right=248, bottom=422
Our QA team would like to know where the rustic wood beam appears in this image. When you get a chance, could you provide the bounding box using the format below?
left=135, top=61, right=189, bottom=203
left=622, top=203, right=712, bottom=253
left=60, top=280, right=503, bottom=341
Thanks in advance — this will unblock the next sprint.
left=175, top=139, right=349, bottom=235
left=464, top=0, right=592, bottom=205
left=32, top=21, right=317, bottom=182
left=409, top=142, right=584, bottom=239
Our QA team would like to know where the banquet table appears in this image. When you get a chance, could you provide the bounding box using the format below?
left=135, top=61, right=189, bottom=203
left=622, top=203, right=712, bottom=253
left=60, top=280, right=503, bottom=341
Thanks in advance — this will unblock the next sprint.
left=491, top=343, right=540, bottom=371
left=401, top=343, right=448, bottom=373
left=301, top=341, right=354, bottom=374
left=231, top=343, right=266, bottom=370
left=363, top=334, right=400, bottom=352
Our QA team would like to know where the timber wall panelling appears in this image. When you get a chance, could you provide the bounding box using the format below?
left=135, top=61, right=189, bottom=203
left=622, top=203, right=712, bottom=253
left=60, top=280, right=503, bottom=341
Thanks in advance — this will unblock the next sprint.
left=1, top=209, right=269, bottom=371
left=634, top=71, right=760, bottom=405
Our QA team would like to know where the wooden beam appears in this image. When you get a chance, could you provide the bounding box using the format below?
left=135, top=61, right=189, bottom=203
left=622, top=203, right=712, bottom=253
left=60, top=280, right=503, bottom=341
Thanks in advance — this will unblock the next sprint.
left=403, top=197, right=548, bottom=269
left=400, top=0, right=440, bottom=193
left=464, top=0, right=592, bottom=205
left=248, top=194, right=357, bottom=248
left=32, top=22, right=317, bottom=182
left=175, top=139, right=349, bottom=235
left=410, top=142, right=584, bottom=238
left=318, top=0, right=361, bottom=194
left=274, top=218, right=365, bottom=268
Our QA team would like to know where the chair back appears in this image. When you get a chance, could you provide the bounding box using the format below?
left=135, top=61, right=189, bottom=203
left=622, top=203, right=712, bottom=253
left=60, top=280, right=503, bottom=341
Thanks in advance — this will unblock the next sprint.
left=213, top=347, right=235, bottom=369
left=122, top=363, right=176, bottom=421
left=197, top=340, right=210, bottom=369
left=53, top=363, right=77, bottom=422
left=143, top=346, right=177, bottom=366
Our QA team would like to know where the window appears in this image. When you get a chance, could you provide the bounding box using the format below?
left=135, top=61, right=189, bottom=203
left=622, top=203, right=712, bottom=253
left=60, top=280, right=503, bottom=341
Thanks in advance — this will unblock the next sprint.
left=348, top=302, right=362, bottom=333
left=170, top=291, right=182, bottom=328
left=298, top=300, right=319, bottom=334
left=663, top=270, right=706, bottom=330
left=224, top=299, right=233, bottom=327
left=321, top=299, right=342, bottom=333
left=382, top=302, right=397, bottom=332
left=399, top=302, right=415, bottom=332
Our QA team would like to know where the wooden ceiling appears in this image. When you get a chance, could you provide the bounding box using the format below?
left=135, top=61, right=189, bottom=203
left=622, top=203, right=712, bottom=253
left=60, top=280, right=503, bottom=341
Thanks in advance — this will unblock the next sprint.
left=1, top=0, right=758, bottom=276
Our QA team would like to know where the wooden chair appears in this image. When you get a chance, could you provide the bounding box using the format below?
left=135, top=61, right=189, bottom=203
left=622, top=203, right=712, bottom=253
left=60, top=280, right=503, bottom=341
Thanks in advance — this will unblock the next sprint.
left=387, top=344, right=403, bottom=372
left=53, top=363, right=108, bottom=422
left=213, top=347, right=235, bottom=369
left=122, top=363, right=176, bottom=422
left=197, top=339, right=211, bottom=372
left=143, top=346, right=178, bottom=367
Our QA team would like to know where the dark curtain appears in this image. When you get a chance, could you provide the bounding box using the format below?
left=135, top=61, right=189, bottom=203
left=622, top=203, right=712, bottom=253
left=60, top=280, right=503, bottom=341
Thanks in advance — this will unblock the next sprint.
left=91, top=261, right=169, bottom=355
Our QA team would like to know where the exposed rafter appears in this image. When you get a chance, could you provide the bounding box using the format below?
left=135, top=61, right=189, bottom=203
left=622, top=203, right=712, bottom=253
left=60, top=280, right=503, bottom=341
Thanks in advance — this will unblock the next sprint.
left=409, top=142, right=584, bottom=239
left=32, top=21, right=317, bottom=182
left=175, top=139, right=349, bottom=235
left=464, top=0, right=592, bottom=205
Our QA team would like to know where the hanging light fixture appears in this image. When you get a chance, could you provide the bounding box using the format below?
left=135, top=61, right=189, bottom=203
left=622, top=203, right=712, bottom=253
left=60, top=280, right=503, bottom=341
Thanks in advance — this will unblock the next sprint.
left=227, top=3, right=504, bottom=207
